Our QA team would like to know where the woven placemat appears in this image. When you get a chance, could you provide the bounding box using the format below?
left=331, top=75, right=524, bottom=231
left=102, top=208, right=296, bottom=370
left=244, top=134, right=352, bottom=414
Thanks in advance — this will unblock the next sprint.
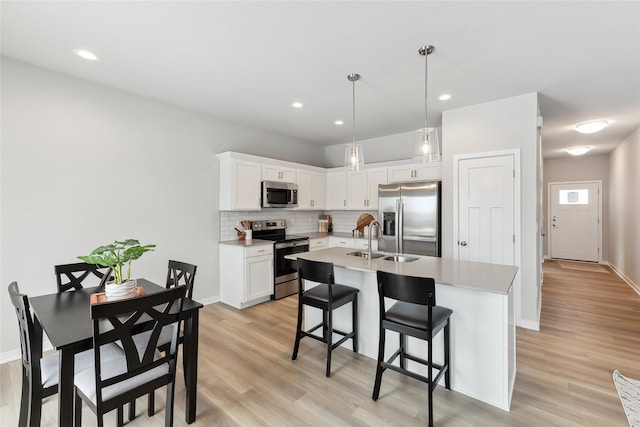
left=613, top=370, right=640, bottom=426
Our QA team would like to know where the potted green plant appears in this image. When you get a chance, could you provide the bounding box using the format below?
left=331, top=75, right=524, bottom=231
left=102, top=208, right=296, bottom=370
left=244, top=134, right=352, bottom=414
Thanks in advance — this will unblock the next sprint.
left=78, top=239, right=156, bottom=300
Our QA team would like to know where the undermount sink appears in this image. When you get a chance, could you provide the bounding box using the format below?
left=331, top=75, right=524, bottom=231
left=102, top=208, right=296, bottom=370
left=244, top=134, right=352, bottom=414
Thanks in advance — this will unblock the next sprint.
left=383, top=255, right=419, bottom=263
left=346, top=251, right=385, bottom=259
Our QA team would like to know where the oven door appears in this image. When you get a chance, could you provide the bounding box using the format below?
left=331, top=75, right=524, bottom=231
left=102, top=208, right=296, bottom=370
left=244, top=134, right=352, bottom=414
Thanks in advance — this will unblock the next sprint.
left=274, top=240, right=309, bottom=285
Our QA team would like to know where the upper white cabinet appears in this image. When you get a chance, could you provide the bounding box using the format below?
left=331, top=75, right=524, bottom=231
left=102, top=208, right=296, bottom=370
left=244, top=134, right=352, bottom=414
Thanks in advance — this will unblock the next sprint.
left=218, top=155, right=262, bottom=211
left=326, top=171, right=348, bottom=210
left=347, top=167, right=388, bottom=210
left=388, top=162, right=442, bottom=183
left=297, top=169, right=326, bottom=210
left=263, top=164, right=296, bottom=183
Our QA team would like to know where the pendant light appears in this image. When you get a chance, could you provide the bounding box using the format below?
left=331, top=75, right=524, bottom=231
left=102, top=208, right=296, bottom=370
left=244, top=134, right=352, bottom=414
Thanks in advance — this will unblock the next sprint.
left=344, top=73, right=364, bottom=171
left=413, top=45, right=441, bottom=162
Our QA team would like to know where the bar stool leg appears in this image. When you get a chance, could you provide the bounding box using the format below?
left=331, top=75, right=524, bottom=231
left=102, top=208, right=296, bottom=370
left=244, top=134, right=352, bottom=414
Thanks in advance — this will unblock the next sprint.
left=352, top=296, right=358, bottom=353
left=372, top=326, right=386, bottom=400
left=326, top=309, right=333, bottom=377
left=445, top=320, right=451, bottom=389
left=292, top=298, right=304, bottom=360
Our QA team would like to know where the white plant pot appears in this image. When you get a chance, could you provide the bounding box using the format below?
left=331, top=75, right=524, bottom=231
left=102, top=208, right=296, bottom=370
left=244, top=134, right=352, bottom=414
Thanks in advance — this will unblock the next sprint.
left=104, top=280, right=137, bottom=301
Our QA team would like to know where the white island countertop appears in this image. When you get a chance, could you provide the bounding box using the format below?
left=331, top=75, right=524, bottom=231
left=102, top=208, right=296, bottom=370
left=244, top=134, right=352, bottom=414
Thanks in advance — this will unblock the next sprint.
left=291, top=247, right=518, bottom=295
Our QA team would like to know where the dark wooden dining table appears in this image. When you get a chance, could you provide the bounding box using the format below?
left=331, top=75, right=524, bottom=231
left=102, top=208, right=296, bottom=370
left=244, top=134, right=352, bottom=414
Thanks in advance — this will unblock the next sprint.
left=29, top=278, right=203, bottom=426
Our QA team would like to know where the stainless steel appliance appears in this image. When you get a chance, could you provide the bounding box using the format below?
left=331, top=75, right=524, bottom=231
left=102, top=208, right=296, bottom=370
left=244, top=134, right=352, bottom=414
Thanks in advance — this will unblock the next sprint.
left=378, top=181, right=441, bottom=257
left=251, top=219, right=309, bottom=299
left=262, top=181, right=298, bottom=208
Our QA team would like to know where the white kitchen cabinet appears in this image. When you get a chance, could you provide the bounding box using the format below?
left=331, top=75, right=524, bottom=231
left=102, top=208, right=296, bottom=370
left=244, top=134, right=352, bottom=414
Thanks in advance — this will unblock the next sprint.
left=329, top=236, right=378, bottom=251
left=218, top=156, right=262, bottom=211
left=329, top=236, right=353, bottom=248
left=346, top=171, right=368, bottom=210
left=296, top=169, right=326, bottom=210
left=308, top=237, right=329, bottom=251
left=388, top=162, right=442, bottom=183
left=263, top=164, right=296, bottom=183
left=348, top=168, right=388, bottom=210
left=219, top=243, right=274, bottom=309
left=326, top=171, right=347, bottom=210
left=354, top=238, right=378, bottom=251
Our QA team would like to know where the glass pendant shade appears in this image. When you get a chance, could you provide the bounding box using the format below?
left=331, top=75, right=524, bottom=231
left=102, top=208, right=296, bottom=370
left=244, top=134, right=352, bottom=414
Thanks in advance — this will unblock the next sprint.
left=344, top=73, right=364, bottom=172
left=413, top=127, right=440, bottom=162
left=344, top=143, right=364, bottom=171
left=413, top=45, right=440, bottom=162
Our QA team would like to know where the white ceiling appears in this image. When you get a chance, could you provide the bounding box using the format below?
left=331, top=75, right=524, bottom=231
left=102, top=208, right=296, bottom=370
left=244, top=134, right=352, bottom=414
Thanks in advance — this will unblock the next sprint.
left=2, top=1, right=639, bottom=159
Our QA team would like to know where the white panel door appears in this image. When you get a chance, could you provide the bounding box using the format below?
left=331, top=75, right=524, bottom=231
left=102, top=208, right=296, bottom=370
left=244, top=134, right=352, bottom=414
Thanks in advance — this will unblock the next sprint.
left=549, top=182, right=600, bottom=262
left=458, top=155, right=515, bottom=265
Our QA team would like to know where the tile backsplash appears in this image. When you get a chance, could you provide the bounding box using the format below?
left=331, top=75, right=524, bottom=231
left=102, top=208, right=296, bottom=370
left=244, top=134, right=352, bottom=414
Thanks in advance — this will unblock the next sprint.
left=219, top=210, right=378, bottom=241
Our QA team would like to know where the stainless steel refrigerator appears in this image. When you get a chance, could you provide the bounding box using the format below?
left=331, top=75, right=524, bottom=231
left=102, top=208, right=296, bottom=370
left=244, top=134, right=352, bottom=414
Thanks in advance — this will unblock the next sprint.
left=378, top=181, right=441, bottom=257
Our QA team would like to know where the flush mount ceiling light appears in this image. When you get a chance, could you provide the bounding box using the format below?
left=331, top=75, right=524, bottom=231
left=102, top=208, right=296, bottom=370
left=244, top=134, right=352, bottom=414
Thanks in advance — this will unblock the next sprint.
left=334, top=120, right=344, bottom=125
left=344, top=73, right=364, bottom=172
left=439, top=94, right=451, bottom=101
left=575, top=120, right=609, bottom=134
left=413, top=45, right=441, bottom=162
left=74, top=49, right=99, bottom=61
left=292, top=102, right=304, bottom=108
left=566, top=147, right=591, bottom=156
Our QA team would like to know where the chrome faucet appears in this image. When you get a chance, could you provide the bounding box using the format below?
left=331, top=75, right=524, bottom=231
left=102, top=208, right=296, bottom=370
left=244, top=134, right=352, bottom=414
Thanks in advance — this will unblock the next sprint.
left=368, top=220, right=380, bottom=260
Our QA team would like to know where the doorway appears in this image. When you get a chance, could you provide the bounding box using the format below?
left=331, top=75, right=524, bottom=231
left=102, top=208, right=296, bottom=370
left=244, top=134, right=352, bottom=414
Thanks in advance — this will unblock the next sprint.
left=455, top=152, right=516, bottom=265
left=548, top=181, right=602, bottom=262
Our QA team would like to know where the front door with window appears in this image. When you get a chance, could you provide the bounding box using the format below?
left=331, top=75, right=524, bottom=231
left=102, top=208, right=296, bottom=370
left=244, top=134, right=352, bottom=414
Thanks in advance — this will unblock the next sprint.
left=549, top=181, right=601, bottom=262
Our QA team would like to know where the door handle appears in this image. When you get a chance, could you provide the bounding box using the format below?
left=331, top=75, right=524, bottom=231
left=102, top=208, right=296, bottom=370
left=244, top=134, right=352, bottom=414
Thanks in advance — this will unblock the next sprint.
left=459, top=241, right=468, bottom=246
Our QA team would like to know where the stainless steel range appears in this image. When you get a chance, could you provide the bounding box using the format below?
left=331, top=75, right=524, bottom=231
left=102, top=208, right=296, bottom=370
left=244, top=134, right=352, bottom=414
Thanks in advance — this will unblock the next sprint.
left=251, top=220, right=310, bottom=299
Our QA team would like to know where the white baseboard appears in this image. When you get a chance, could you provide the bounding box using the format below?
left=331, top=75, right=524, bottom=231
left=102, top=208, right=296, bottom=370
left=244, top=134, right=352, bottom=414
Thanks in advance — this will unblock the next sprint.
left=199, top=295, right=220, bottom=306
left=517, top=318, right=540, bottom=331
left=0, top=348, right=22, bottom=365
left=608, top=262, right=640, bottom=295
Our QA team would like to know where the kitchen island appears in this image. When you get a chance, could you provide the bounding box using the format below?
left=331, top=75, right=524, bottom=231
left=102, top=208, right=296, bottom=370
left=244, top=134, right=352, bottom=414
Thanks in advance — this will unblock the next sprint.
left=291, top=247, right=518, bottom=411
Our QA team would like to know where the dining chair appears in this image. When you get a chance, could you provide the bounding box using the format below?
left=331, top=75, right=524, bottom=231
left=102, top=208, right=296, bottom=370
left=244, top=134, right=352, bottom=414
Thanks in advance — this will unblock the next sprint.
left=156, top=260, right=197, bottom=350
left=8, top=282, right=97, bottom=427
left=165, top=260, right=197, bottom=299
left=372, top=271, right=452, bottom=427
left=54, top=262, right=113, bottom=293
left=292, top=258, right=359, bottom=377
left=130, top=259, right=197, bottom=418
left=74, top=286, right=187, bottom=427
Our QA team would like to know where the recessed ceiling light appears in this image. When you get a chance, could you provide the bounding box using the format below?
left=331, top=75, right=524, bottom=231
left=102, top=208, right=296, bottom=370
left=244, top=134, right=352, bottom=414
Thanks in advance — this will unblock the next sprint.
left=575, top=120, right=608, bottom=134
left=334, top=120, right=344, bottom=125
left=292, top=102, right=304, bottom=108
left=439, top=94, right=451, bottom=101
left=74, top=49, right=99, bottom=61
left=566, top=147, right=591, bottom=156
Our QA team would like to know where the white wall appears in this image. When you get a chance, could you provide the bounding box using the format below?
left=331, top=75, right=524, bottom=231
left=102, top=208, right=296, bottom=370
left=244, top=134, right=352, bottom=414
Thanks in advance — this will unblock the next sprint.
left=442, top=93, right=541, bottom=329
left=324, top=131, right=417, bottom=167
left=0, top=58, right=324, bottom=360
left=608, top=126, right=640, bottom=288
left=543, top=155, right=610, bottom=260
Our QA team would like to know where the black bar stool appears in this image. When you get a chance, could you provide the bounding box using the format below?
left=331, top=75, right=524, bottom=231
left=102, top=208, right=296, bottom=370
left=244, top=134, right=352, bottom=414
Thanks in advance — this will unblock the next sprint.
left=372, top=270, right=452, bottom=427
left=292, top=258, right=359, bottom=377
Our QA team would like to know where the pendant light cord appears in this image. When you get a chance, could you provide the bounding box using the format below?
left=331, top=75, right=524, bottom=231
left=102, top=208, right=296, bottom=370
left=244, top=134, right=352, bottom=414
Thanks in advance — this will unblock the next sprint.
left=424, top=47, right=428, bottom=129
left=352, top=75, right=357, bottom=144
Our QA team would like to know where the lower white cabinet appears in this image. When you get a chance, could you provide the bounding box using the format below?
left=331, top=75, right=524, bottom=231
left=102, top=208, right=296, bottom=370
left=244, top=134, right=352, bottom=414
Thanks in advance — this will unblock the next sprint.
left=309, top=237, right=329, bottom=251
left=329, top=236, right=378, bottom=251
left=220, top=243, right=274, bottom=309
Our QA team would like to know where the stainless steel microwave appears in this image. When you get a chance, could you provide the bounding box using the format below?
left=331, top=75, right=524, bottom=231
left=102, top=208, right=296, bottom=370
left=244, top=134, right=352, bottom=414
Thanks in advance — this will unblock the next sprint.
left=262, top=181, right=298, bottom=208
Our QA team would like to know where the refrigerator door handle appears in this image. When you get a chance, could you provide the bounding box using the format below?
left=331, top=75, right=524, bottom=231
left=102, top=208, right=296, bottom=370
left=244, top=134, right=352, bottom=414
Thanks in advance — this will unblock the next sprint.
left=397, top=198, right=404, bottom=253
left=394, top=199, right=400, bottom=253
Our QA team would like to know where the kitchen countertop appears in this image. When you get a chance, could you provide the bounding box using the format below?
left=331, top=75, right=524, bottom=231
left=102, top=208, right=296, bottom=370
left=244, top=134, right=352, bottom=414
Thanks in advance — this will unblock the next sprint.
left=219, top=231, right=371, bottom=246
left=218, top=239, right=274, bottom=247
left=290, top=247, right=518, bottom=295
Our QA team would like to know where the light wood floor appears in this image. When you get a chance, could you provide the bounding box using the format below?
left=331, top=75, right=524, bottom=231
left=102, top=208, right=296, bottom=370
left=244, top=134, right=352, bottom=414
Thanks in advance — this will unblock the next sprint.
left=1, top=260, right=637, bottom=426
